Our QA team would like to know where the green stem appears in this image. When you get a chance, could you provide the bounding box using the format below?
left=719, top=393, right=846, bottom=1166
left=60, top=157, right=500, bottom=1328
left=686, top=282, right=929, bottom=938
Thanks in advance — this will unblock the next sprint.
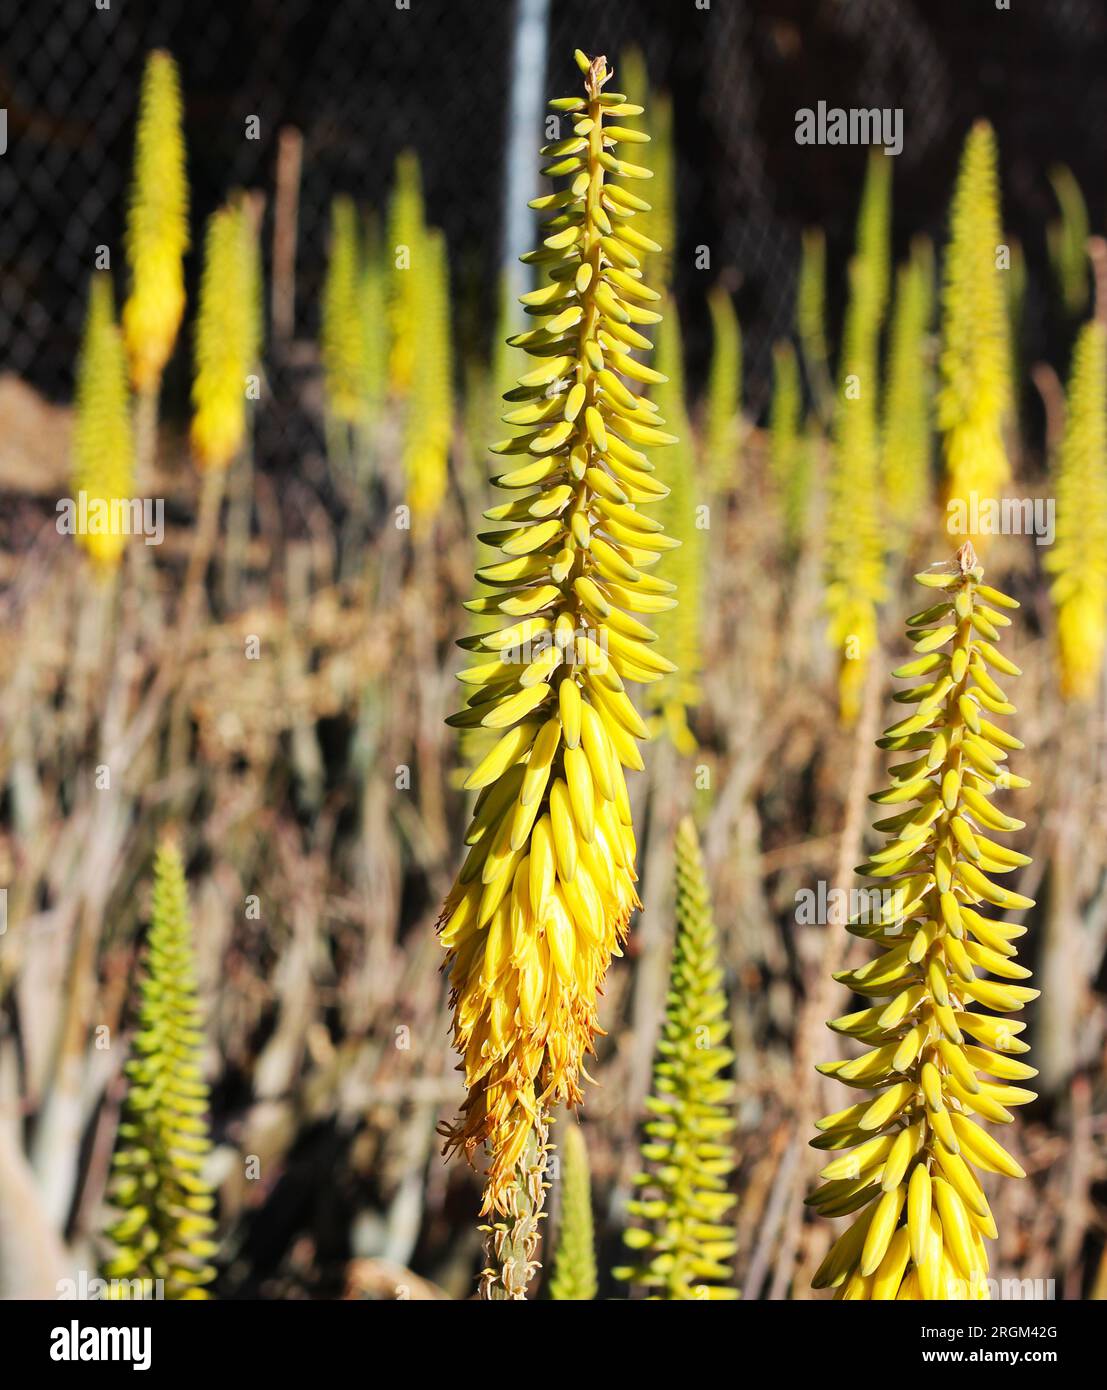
left=479, top=1110, right=550, bottom=1300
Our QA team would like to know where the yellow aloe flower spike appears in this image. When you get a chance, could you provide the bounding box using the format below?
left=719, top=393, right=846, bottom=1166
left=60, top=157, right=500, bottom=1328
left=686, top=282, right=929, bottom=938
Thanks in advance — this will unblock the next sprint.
left=1044, top=320, right=1107, bottom=700
left=123, top=50, right=188, bottom=392
left=617, top=816, right=737, bottom=1299
left=938, top=121, right=1012, bottom=543
left=703, top=282, right=742, bottom=492
left=548, top=1122, right=598, bottom=1300
left=71, top=274, right=135, bottom=571
left=882, top=237, right=934, bottom=548
left=824, top=155, right=891, bottom=725
left=647, top=294, right=700, bottom=753
left=811, top=544, right=1037, bottom=1301
left=437, top=49, right=676, bottom=1228
left=102, top=841, right=218, bottom=1298
left=190, top=199, right=259, bottom=470
left=321, top=196, right=369, bottom=428
left=387, top=151, right=426, bottom=397
left=402, top=226, right=453, bottom=528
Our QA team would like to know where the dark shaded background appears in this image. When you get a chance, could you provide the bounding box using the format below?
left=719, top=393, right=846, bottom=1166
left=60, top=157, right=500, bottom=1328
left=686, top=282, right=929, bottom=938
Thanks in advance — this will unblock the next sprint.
left=2, top=0, right=1106, bottom=442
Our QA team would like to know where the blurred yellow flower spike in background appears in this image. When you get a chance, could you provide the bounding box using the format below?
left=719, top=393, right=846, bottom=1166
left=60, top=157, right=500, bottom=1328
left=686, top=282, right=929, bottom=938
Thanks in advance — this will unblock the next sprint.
left=71, top=272, right=135, bottom=571
left=190, top=198, right=260, bottom=471
left=123, top=49, right=189, bottom=393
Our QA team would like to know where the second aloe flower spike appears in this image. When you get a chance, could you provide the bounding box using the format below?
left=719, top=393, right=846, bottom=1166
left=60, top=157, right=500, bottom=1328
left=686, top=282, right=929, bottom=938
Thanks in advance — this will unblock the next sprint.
left=811, top=544, right=1037, bottom=1300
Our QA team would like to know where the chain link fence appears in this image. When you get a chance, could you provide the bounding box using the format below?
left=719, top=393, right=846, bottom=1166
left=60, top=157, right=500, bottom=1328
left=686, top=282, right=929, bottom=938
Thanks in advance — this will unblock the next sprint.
left=2, top=0, right=1107, bottom=454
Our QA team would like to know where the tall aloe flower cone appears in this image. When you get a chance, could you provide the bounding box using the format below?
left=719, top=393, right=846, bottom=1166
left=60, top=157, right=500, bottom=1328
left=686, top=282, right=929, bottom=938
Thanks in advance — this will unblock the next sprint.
left=321, top=196, right=369, bottom=429
left=824, top=155, right=891, bottom=724
left=401, top=226, right=453, bottom=529
left=1044, top=320, right=1107, bottom=701
left=617, top=816, right=737, bottom=1299
left=387, top=150, right=426, bottom=398
left=810, top=544, right=1038, bottom=1301
left=103, top=842, right=217, bottom=1298
left=548, top=1122, right=598, bottom=1300
left=437, top=49, right=678, bottom=1233
left=122, top=50, right=188, bottom=393
left=72, top=274, right=135, bottom=571
left=881, top=238, right=935, bottom=547
left=190, top=200, right=258, bottom=469
left=646, top=295, right=699, bottom=753
left=824, top=255, right=886, bottom=725
left=938, top=122, right=1012, bottom=543
left=703, top=283, right=742, bottom=493
left=855, top=152, right=892, bottom=328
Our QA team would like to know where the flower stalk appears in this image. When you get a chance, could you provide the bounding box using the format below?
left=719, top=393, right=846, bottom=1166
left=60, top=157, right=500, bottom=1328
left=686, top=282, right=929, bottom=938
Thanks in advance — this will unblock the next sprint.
left=479, top=1114, right=550, bottom=1300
